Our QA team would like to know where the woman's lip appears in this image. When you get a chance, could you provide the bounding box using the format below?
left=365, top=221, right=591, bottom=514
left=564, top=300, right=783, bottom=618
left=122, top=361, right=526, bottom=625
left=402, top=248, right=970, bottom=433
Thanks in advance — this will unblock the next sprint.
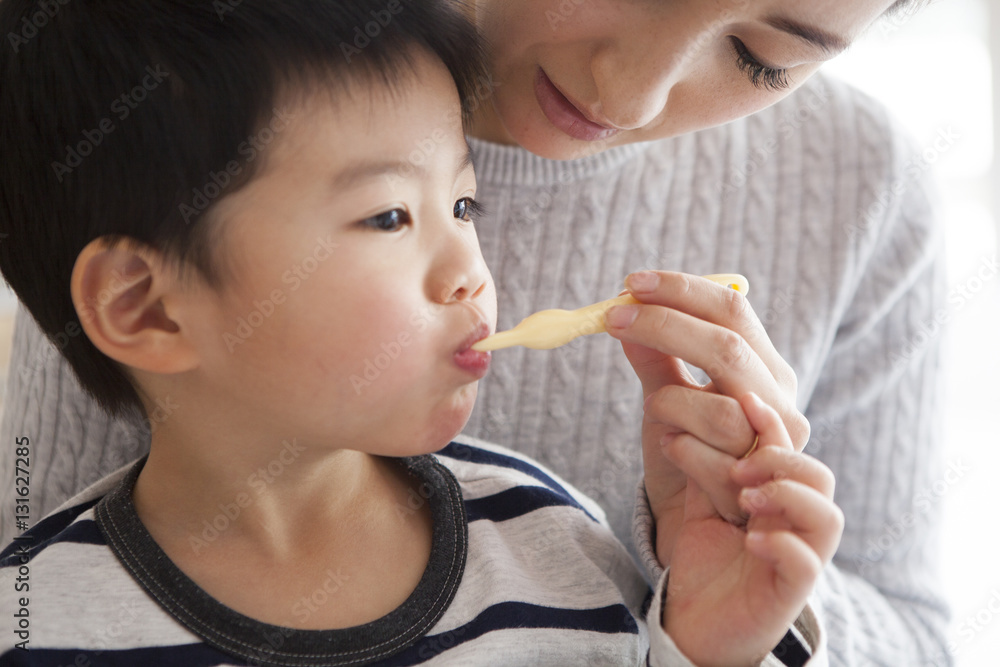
left=454, top=323, right=492, bottom=377
left=534, top=68, right=620, bottom=143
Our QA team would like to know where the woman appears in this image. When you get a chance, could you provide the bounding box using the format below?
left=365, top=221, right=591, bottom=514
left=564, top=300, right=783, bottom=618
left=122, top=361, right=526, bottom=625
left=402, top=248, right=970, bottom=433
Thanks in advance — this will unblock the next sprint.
left=1, top=0, right=948, bottom=664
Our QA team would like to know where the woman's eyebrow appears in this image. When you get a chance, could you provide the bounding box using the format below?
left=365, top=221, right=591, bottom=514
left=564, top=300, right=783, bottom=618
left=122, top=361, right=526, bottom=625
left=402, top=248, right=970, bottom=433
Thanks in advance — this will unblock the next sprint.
left=763, top=16, right=850, bottom=54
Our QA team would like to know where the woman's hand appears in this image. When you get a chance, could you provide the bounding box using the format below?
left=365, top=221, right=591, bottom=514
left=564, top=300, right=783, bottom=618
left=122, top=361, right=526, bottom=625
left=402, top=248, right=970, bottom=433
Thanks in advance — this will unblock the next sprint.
left=661, top=393, right=843, bottom=666
left=604, top=270, right=810, bottom=564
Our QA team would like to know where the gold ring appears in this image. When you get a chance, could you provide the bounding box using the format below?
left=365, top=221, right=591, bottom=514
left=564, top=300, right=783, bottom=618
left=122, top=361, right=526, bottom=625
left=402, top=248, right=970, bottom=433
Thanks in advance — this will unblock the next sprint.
left=740, top=434, right=760, bottom=460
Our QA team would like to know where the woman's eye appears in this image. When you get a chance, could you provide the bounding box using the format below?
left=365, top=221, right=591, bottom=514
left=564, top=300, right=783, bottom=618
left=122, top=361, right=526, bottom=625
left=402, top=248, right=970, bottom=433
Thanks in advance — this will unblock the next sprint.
left=454, top=197, right=484, bottom=221
left=361, top=208, right=410, bottom=231
left=730, top=37, right=790, bottom=92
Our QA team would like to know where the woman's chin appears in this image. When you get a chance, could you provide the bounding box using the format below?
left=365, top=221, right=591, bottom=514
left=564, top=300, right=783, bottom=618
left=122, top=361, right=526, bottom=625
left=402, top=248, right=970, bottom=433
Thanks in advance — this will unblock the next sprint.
left=472, top=97, right=592, bottom=159
left=497, top=105, right=617, bottom=161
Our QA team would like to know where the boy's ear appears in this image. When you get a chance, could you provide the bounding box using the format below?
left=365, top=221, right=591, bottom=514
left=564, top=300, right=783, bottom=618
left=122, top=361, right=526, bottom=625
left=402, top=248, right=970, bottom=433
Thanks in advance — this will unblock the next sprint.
left=71, top=238, right=199, bottom=374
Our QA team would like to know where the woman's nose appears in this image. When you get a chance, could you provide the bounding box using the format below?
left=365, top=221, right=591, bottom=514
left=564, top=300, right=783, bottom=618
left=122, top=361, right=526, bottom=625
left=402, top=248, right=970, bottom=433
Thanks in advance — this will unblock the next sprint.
left=590, top=47, right=675, bottom=130
left=589, top=13, right=712, bottom=130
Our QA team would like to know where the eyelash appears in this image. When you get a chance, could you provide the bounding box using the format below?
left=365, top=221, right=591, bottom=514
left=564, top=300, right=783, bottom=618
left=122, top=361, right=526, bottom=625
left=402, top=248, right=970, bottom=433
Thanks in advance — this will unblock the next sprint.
left=360, top=197, right=484, bottom=232
left=362, top=208, right=411, bottom=232
left=455, top=197, right=484, bottom=221
left=730, top=37, right=790, bottom=92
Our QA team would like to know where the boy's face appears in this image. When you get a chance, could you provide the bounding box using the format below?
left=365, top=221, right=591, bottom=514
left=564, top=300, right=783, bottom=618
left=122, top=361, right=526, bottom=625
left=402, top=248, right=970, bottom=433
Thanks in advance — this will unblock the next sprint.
left=184, top=52, right=496, bottom=456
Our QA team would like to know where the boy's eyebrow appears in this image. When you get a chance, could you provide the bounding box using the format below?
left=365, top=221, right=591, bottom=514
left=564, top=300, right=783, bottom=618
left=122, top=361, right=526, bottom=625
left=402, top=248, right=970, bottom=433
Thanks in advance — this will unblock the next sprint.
left=333, top=147, right=475, bottom=189
left=457, top=145, right=475, bottom=176
left=332, top=159, right=423, bottom=188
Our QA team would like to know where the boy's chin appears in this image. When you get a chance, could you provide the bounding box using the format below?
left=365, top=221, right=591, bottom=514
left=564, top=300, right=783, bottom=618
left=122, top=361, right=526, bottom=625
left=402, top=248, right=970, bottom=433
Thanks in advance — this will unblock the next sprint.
left=419, top=401, right=477, bottom=454
left=366, top=386, right=478, bottom=458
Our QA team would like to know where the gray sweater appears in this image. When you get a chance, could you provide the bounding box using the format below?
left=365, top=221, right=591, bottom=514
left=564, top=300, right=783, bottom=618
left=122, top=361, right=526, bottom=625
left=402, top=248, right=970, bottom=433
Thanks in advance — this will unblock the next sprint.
left=0, top=73, right=950, bottom=666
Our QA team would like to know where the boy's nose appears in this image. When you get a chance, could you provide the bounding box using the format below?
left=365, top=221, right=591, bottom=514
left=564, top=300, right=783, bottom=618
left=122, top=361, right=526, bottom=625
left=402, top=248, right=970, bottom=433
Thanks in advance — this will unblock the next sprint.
left=429, top=226, right=490, bottom=305
left=438, top=275, right=487, bottom=303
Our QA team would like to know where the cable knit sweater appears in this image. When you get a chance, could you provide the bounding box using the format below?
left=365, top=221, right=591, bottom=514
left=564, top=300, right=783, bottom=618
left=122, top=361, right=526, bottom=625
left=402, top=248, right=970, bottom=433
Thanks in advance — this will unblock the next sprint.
left=0, top=73, right=950, bottom=666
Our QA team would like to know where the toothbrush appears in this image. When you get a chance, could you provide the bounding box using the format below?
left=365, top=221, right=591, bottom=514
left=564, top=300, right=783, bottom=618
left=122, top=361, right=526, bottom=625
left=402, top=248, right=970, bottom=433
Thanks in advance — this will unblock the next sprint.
left=472, top=274, right=749, bottom=352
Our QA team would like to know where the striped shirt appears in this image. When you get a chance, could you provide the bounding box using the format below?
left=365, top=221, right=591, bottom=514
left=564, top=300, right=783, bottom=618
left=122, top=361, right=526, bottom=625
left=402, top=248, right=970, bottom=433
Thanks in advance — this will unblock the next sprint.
left=0, top=437, right=824, bottom=666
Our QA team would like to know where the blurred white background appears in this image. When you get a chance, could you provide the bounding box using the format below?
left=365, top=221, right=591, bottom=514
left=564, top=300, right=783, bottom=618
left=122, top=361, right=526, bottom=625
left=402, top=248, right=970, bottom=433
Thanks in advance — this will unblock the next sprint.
left=827, top=0, right=1000, bottom=665
left=0, top=1, right=996, bottom=663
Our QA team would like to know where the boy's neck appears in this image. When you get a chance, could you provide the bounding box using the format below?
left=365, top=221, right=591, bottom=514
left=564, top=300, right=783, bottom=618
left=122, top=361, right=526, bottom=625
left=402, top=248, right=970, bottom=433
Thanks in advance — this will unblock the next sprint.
left=133, top=434, right=377, bottom=555
left=129, top=419, right=435, bottom=629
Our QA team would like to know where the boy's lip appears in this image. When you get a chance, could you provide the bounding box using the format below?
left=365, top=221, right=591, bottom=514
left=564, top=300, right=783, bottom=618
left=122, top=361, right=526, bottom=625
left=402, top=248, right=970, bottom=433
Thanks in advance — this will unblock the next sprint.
left=534, top=68, right=620, bottom=143
left=454, top=322, right=492, bottom=377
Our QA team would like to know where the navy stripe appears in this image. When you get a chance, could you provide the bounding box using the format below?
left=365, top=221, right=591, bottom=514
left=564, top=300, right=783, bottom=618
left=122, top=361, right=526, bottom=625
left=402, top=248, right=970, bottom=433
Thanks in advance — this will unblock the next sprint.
left=465, top=485, right=598, bottom=524
left=437, top=443, right=594, bottom=515
left=773, top=628, right=811, bottom=667
left=640, top=587, right=654, bottom=617
left=0, top=500, right=103, bottom=566
left=0, top=642, right=232, bottom=666
left=378, top=602, right=639, bottom=665
left=1, top=605, right=639, bottom=667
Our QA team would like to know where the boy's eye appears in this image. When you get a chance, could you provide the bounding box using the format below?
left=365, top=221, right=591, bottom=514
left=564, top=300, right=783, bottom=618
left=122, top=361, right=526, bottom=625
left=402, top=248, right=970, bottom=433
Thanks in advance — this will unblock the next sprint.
left=361, top=208, right=410, bottom=232
left=453, top=197, right=484, bottom=221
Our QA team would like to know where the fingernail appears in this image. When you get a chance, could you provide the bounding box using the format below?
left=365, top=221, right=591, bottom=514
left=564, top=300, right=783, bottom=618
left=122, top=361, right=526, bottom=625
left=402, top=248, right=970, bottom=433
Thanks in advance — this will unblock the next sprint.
left=746, top=531, right=765, bottom=545
left=605, top=305, right=638, bottom=329
left=626, top=271, right=659, bottom=293
left=732, top=458, right=752, bottom=474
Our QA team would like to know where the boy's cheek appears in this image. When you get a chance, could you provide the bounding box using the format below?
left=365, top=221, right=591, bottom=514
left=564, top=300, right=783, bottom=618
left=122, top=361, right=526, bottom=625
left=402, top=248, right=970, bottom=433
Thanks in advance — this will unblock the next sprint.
left=343, top=341, right=435, bottom=405
left=342, top=312, right=437, bottom=382
left=408, top=301, right=448, bottom=334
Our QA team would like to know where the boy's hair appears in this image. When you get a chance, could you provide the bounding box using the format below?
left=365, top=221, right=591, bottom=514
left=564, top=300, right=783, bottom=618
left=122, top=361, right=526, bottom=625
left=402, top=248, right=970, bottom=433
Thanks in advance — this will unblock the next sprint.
left=0, top=0, right=488, bottom=420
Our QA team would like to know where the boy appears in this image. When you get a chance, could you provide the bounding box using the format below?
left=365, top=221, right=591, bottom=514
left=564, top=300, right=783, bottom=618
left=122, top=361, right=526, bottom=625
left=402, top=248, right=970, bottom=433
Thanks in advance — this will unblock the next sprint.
left=0, top=0, right=839, bottom=664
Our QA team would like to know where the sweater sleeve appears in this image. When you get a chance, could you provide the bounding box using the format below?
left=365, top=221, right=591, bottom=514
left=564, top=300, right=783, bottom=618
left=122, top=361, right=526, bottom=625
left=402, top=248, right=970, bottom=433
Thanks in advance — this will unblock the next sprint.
left=801, top=118, right=953, bottom=666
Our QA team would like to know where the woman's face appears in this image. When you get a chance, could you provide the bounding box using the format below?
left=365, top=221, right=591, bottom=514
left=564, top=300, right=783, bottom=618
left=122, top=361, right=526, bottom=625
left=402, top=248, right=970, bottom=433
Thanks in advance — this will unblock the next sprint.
left=470, top=0, right=899, bottom=159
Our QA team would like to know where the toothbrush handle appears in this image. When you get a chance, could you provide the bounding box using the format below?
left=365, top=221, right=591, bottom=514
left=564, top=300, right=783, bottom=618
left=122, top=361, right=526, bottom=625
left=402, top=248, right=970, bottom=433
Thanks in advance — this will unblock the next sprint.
left=570, top=294, right=639, bottom=337
left=702, top=273, right=749, bottom=294
left=475, top=273, right=749, bottom=352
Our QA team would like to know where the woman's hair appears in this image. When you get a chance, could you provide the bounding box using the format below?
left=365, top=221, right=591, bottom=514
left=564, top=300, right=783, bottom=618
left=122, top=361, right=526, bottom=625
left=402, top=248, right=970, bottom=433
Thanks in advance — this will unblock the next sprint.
left=0, top=0, right=487, bottom=420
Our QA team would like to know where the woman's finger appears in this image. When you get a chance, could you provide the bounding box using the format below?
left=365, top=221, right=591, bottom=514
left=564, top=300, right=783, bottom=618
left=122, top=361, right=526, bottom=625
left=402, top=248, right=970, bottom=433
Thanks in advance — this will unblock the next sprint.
left=645, top=385, right=757, bottom=459
left=605, top=273, right=811, bottom=449
left=607, top=299, right=813, bottom=448
left=660, top=432, right=745, bottom=524
left=745, top=530, right=825, bottom=607
left=739, top=479, right=845, bottom=562
left=620, top=340, right=702, bottom=398
left=739, top=391, right=795, bottom=451
left=622, top=271, right=796, bottom=391
left=605, top=299, right=811, bottom=448
left=605, top=299, right=777, bottom=399
left=731, top=446, right=836, bottom=500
